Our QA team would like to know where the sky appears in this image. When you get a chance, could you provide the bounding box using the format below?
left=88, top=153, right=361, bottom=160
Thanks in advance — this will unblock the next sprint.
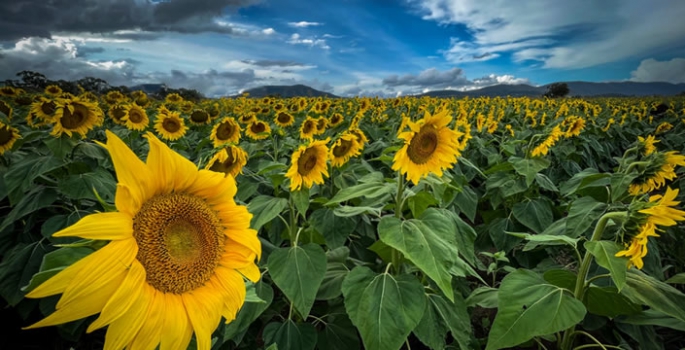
left=1, top=0, right=685, bottom=97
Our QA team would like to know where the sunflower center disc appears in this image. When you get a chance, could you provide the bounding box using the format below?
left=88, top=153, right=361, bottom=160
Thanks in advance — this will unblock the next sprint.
left=0, top=126, right=12, bottom=145
left=298, top=147, right=319, bottom=175
left=278, top=113, right=291, bottom=124
left=407, top=127, right=438, bottom=164
left=191, top=111, right=209, bottom=123
left=302, top=121, right=314, bottom=134
left=251, top=123, right=266, bottom=133
left=333, top=139, right=353, bottom=157
left=163, top=118, right=181, bottom=133
left=128, top=110, right=143, bottom=123
left=133, top=193, right=224, bottom=294
left=210, top=150, right=236, bottom=174
left=217, top=122, right=234, bottom=140
left=61, top=104, right=89, bottom=129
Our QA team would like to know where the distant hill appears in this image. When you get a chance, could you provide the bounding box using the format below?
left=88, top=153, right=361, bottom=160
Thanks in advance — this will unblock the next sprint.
left=235, top=84, right=338, bottom=98
left=419, top=81, right=685, bottom=98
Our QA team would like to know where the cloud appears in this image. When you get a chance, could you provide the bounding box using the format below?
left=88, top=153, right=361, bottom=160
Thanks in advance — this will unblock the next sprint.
left=410, top=0, right=685, bottom=69
left=379, top=68, right=530, bottom=94
left=288, top=21, right=324, bottom=28
left=262, top=28, right=276, bottom=35
left=75, top=46, right=106, bottom=58
left=0, top=0, right=262, bottom=41
left=287, top=33, right=330, bottom=50
left=630, top=58, right=685, bottom=84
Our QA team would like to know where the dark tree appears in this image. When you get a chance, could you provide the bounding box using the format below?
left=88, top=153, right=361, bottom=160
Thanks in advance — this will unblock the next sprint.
left=543, top=82, right=570, bottom=98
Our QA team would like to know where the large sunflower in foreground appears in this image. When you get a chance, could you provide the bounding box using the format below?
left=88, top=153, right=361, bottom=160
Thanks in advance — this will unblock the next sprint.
left=155, top=111, right=187, bottom=141
left=51, top=97, right=104, bottom=138
left=211, top=117, right=241, bottom=147
left=25, top=130, right=261, bottom=350
left=392, top=110, right=462, bottom=185
left=0, top=121, right=20, bottom=155
left=206, top=145, right=248, bottom=178
left=286, top=139, right=330, bottom=191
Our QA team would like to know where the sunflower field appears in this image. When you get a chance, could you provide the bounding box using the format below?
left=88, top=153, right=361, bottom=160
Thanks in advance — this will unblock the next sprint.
left=1, top=84, right=685, bottom=350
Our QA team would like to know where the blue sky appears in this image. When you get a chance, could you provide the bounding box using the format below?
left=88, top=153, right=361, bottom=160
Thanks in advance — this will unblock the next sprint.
left=1, top=0, right=685, bottom=96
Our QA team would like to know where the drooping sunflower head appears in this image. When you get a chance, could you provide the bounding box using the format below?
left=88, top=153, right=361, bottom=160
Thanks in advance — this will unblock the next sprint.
left=165, top=92, right=184, bottom=104
left=189, top=109, right=211, bottom=125
left=154, top=111, right=187, bottom=141
left=0, top=100, right=12, bottom=119
left=104, top=90, right=126, bottom=105
left=246, top=120, right=271, bottom=140
left=299, top=117, right=317, bottom=140
left=24, top=130, right=260, bottom=350
left=274, top=112, right=295, bottom=127
left=329, top=113, right=344, bottom=127
left=51, top=96, right=104, bottom=138
left=637, top=135, right=659, bottom=156
left=392, top=109, right=462, bottom=185
left=205, top=145, right=248, bottom=178
left=286, top=138, right=330, bottom=191
left=628, top=151, right=685, bottom=196
left=330, top=133, right=362, bottom=168
left=564, top=116, right=585, bottom=137
left=108, top=104, right=128, bottom=125
left=348, top=127, right=368, bottom=145
left=655, top=122, right=673, bottom=134
left=239, top=113, right=256, bottom=125
left=211, top=117, right=241, bottom=147
left=123, top=104, right=150, bottom=131
left=44, top=85, right=63, bottom=96
left=0, top=121, right=20, bottom=155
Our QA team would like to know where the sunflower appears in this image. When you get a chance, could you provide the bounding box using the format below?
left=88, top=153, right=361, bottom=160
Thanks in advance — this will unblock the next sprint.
left=239, top=113, right=256, bottom=125
left=104, top=90, right=126, bottom=105
left=165, top=93, right=183, bottom=104
left=530, top=126, right=564, bottom=157
left=207, top=103, right=221, bottom=120
left=638, top=135, right=659, bottom=156
left=190, top=109, right=211, bottom=125
left=392, top=109, right=462, bottom=185
left=0, top=86, right=18, bottom=97
left=51, top=97, right=104, bottom=138
left=348, top=127, right=368, bottom=145
left=274, top=112, right=295, bottom=128
left=44, top=85, right=63, bottom=96
left=299, top=117, right=317, bottom=140
left=246, top=120, right=271, bottom=140
left=79, top=91, right=99, bottom=103
left=0, top=121, right=20, bottom=155
left=123, top=104, right=149, bottom=131
left=629, top=151, right=685, bottom=195
left=330, top=133, right=361, bottom=168
left=30, top=96, right=58, bottom=125
left=0, top=100, right=12, bottom=119
left=108, top=104, right=128, bottom=125
left=181, top=101, right=196, bottom=115
left=211, top=117, right=241, bottom=147
left=206, top=145, right=248, bottom=178
left=655, top=122, right=673, bottom=134
left=329, top=113, right=344, bottom=127
left=564, top=116, right=585, bottom=137
left=24, top=130, right=260, bottom=350
left=155, top=111, right=188, bottom=141
left=286, top=139, right=330, bottom=191
left=133, top=95, right=151, bottom=108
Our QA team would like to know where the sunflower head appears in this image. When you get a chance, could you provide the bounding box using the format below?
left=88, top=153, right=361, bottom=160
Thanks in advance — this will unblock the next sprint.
left=206, top=145, right=248, bottom=178
left=165, top=93, right=184, bottom=104
left=330, top=133, right=362, bottom=168
left=181, top=101, right=196, bottom=114
left=638, top=135, right=659, bottom=156
left=44, top=85, right=63, bottom=96
left=51, top=97, right=104, bottom=138
left=286, top=138, right=330, bottom=191
left=0, top=100, right=12, bottom=119
left=246, top=120, right=271, bottom=140
left=188, top=109, right=210, bottom=125
left=211, top=117, right=241, bottom=147
left=24, top=130, right=260, bottom=350
left=105, top=90, right=126, bottom=105
left=329, top=113, right=344, bottom=127
left=240, top=113, right=256, bottom=125
left=0, top=121, right=20, bottom=155
left=0, top=86, right=18, bottom=97
left=274, top=112, right=295, bottom=127
left=154, top=111, right=187, bottom=141
left=123, top=104, right=150, bottom=131
left=108, top=104, right=128, bottom=125
left=299, top=117, right=317, bottom=140
left=79, top=91, right=99, bottom=103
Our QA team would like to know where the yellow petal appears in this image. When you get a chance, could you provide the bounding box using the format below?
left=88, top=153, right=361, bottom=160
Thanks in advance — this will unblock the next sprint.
left=183, top=288, right=223, bottom=350
left=53, top=212, right=132, bottom=240
left=103, top=285, right=152, bottom=350
left=237, top=263, right=261, bottom=283
left=86, top=261, right=146, bottom=332
left=115, top=184, right=141, bottom=216
left=188, top=169, right=237, bottom=206
left=104, top=130, right=152, bottom=206
left=129, top=287, right=164, bottom=350
left=145, top=132, right=198, bottom=194
left=160, top=293, right=193, bottom=350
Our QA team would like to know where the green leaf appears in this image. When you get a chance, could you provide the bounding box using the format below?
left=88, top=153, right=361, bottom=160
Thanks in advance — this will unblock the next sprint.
left=57, top=168, right=117, bottom=201
left=317, top=314, right=360, bottom=350
left=247, top=195, right=288, bottom=231
left=566, top=197, right=606, bottom=238
left=535, top=173, right=559, bottom=192
left=446, top=209, right=478, bottom=265
left=610, top=173, right=638, bottom=201
left=263, top=320, right=317, bottom=350
left=584, top=286, right=641, bottom=318
left=342, top=267, right=426, bottom=350
left=512, top=199, right=553, bottom=234
left=224, top=282, right=274, bottom=343
left=3, top=155, right=62, bottom=205
left=560, top=168, right=609, bottom=196
left=44, top=136, right=78, bottom=159
left=488, top=218, right=520, bottom=253
left=454, top=185, right=478, bottom=222
left=486, top=269, right=586, bottom=350
left=413, top=293, right=474, bottom=350
left=0, top=242, right=48, bottom=305
left=333, top=205, right=382, bottom=217
left=543, top=269, right=576, bottom=290
left=619, top=309, right=685, bottom=332
left=621, top=269, right=685, bottom=323
left=506, top=232, right=578, bottom=251
left=326, top=181, right=394, bottom=204
left=665, top=273, right=685, bottom=284
left=0, top=186, right=58, bottom=233
left=465, top=287, right=498, bottom=308
left=309, top=209, right=358, bottom=249
left=407, top=191, right=438, bottom=218
left=585, top=241, right=627, bottom=291
left=378, top=209, right=460, bottom=301
left=510, top=156, right=550, bottom=187
left=291, top=188, right=310, bottom=217
left=316, top=247, right=350, bottom=300
left=267, top=243, right=326, bottom=317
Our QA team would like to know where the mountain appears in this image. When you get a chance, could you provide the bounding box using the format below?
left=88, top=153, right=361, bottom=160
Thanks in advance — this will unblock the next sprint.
left=236, top=84, right=338, bottom=98
left=419, top=81, right=685, bottom=98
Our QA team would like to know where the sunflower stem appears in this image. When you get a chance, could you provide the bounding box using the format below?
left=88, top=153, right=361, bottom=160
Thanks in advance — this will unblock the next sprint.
left=390, top=173, right=406, bottom=274
left=560, top=211, right=628, bottom=350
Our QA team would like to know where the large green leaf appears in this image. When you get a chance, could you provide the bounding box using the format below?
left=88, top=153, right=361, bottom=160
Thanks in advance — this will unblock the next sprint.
left=316, top=247, right=350, bottom=300
left=439, top=209, right=477, bottom=265
left=0, top=242, right=48, bottom=306
left=309, top=208, right=358, bottom=249
left=619, top=309, right=685, bottom=332
left=267, top=243, right=326, bottom=317
left=465, top=287, right=498, bottom=308
left=57, top=168, right=117, bottom=201
left=454, top=185, right=478, bottom=222
left=0, top=186, right=58, bottom=233
left=565, top=197, right=606, bottom=238
left=413, top=293, right=474, bottom=350
left=248, top=195, right=288, bottom=231
left=223, top=282, right=274, bottom=343
left=486, top=269, right=586, bottom=350
left=621, top=269, right=685, bottom=323
left=585, top=241, right=627, bottom=291
left=510, top=156, right=550, bottom=187
left=378, top=209, right=460, bottom=301
left=665, top=273, right=685, bottom=284
left=512, top=199, right=553, bottom=234
left=317, top=314, right=360, bottom=350
left=263, top=320, right=317, bottom=350
left=326, top=180, right=394, bottom=204
left=584, top=286, right=641, bottom=318
left=342, top=267, right=426, bottom=350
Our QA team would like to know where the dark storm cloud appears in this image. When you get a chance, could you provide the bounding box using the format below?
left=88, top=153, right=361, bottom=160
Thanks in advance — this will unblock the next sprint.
left=382, top=68, right=469, bottom=89
left=75, top=46, right=105, bottom=57
left=0, top=0, right=261, bottom=41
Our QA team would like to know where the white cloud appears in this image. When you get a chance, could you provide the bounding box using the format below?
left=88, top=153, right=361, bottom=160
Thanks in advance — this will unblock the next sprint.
left=630, top=58, right=685, bottom=84
left=288, top=21, right=323, bottom=28
left=410, top=0, right=685, bottom=69
left=262, top=28, right=276, bottom=35
left=287, top=33, right=330, bottom=50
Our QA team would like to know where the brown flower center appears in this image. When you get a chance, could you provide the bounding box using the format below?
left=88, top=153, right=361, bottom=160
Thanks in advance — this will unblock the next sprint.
left=0, top=125, right=13, bottom=145
left=216, top=121, right=235, bottom=141
left=333, top=139, right=353, bottom=158
left=191, top=110, right=209, bottom=124
left=60, top=103, right=89, bottom=129
left=277, top=112, right=291, bottom=124
left=41, top=101, right=56, bottom=115
left=250, top=122, right=266, bottom=134
left=407, top=126, right=438, bottom=164
left=209, top=150, right=237, bottom=174
left=297, top=147, right=319, bottom=175
left=163, top=118, right=181, bottom=133
left=128, top=109, right=144, bottom=123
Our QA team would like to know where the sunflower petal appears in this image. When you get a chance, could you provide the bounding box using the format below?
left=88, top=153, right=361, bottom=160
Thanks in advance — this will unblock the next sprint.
left=86, top=261, right=146, bottom=333
left=104, top=130, right=152, bottom=204
left=53, top=212, right=132, bottom=240
left=103, top=285, right=152, bottom=350
left=213, top=268, right=247, bottom=322
left=129, top=287, right=165, bottom=350
left=183, top=288, right=223, bottom=350
left=160, top=293, right=193, bottom=350
left=189, top=170, right=237, bottom=206
left=145, top=132, right=198, bottom=194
